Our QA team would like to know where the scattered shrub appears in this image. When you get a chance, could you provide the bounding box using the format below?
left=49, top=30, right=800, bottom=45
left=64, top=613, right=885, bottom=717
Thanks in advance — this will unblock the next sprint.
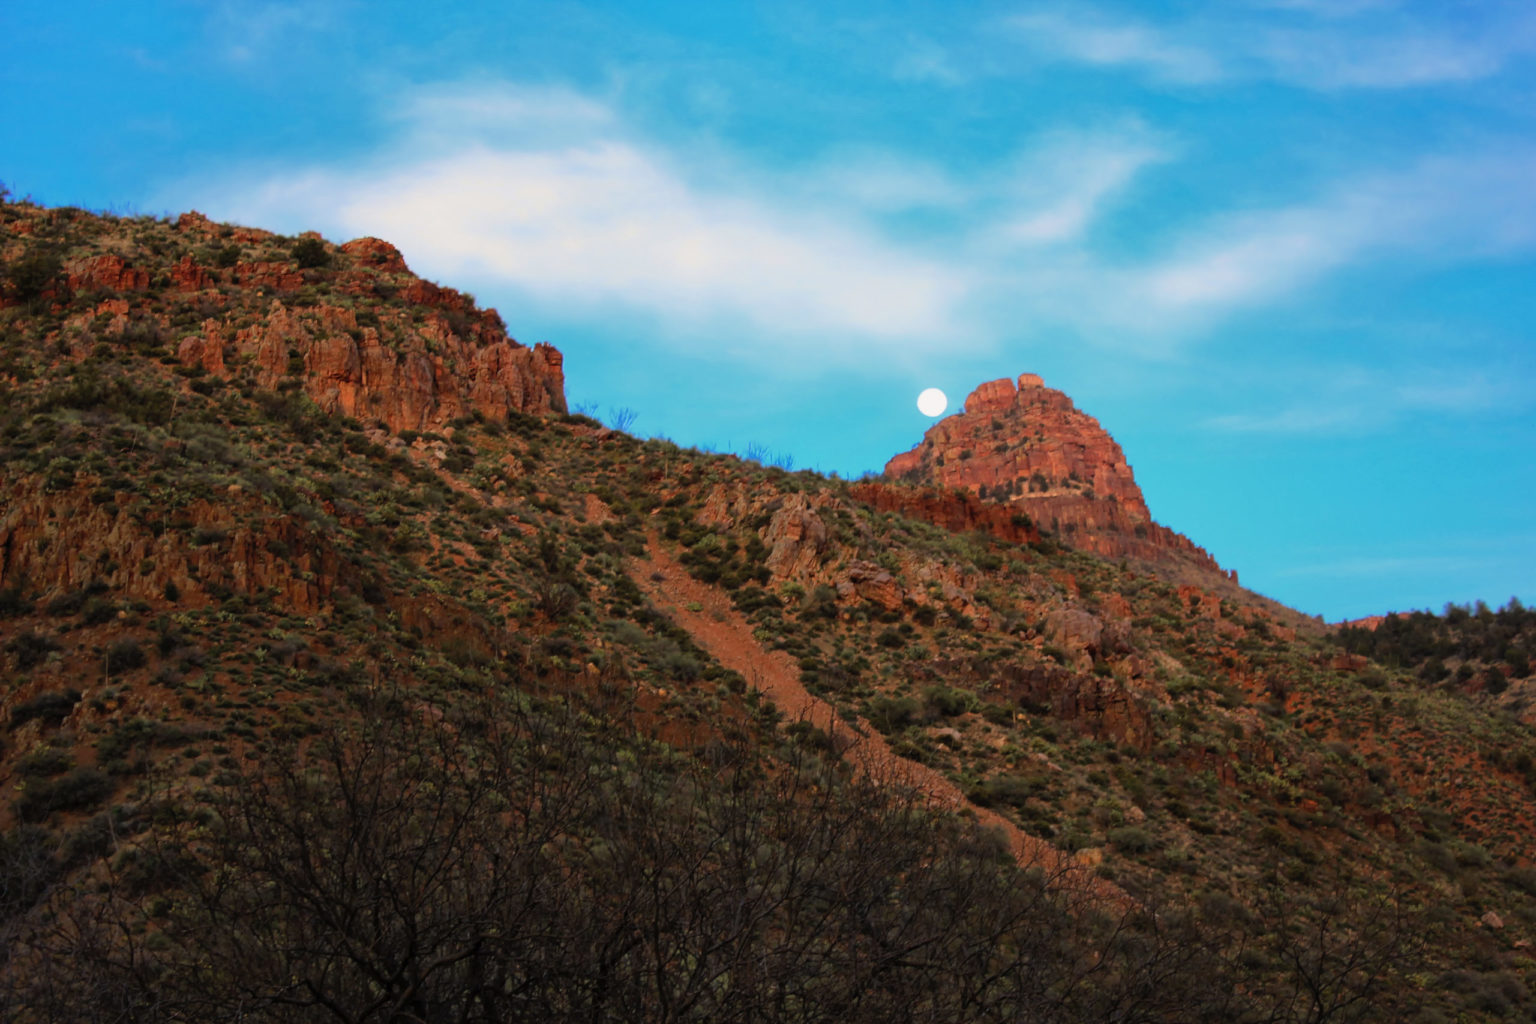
left=105, top=639, right=146, bottom=674
left=17, top=768, right=113, bottom=822
left=16, top=748, right=74, bottom=778
left=6, top=631, right=59, bottom=670
left=291, top=237, right=331, bottom=269
left=9, top=690, right=81, bottom=729
left=1108, top=826, right=1160, bottom=854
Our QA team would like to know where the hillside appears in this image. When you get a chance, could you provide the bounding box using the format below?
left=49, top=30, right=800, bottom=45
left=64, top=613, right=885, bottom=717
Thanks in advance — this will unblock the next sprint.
left=1336, top=601, right=1535, bottom=718
left=3, top=196, right=1536, bottom=1021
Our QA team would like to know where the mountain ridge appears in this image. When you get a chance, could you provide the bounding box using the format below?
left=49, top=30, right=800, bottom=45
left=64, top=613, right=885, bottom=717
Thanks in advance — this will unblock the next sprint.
left=3, top=196, right=1536, bottom=1021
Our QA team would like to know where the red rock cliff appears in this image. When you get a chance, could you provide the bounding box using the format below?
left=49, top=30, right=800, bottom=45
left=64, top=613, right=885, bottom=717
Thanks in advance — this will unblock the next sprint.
left=885, top=374, right=1230, bottom=576
left=168, top=217, right=566, bottom=430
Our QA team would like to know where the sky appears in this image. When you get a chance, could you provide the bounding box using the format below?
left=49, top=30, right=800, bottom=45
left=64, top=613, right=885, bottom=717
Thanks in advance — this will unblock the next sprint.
left=3, top=0, right=1534, bottom=621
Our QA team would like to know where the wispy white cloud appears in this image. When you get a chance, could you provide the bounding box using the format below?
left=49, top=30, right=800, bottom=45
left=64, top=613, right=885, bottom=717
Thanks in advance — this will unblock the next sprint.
left=1005, top=4, right=1536, bottom=90
left=892, top=39, right=965, bottom=84
left=201, top=0, right=347, bottom=63
left=1206, top=406, right=1365, bottom=435
left=392, top=83, right=616, bottom=141
left=1079, top=151, right=1536, bottom=336
left=1204, top=365, right=1528, bottom=436
left=1258, top=27, right=1506, bottom=88
left=1008, top=11, right=1223, bottom=84
left=801, top=150, right=966, bottom=213
left=177, top=85, right=973, bottom=364
left=170, top=81, right=1536, bottom=373
left=988, top=126, right=1170, bottom=247
left=1246, top=0, right=1399, bottom=17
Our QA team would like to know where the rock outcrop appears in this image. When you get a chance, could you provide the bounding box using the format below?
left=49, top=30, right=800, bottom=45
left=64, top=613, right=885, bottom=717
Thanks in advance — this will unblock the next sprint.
left=164, top=227, right=566, bottom=431
left=885, top=374, right=1230, bottom=577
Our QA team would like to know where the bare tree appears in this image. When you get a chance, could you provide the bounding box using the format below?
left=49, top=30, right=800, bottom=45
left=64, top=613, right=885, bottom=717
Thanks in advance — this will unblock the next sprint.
left=1, top=683, right=1436, bottom=1024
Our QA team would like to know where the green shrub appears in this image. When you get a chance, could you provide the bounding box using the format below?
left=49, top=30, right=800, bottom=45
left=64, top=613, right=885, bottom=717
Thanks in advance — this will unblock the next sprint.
left=866, top=695, right=921, bottom=735
left=16, top=748, right=74, bottom=778
left=6, top=631, right=59, bottom=670
left=799, top=585, right=839, bottom=621
left=291, top=237, right=331, bottom=269
left=81, top=597, right=117, bottom=625
left=1108, top=826, right=1160, bottom=854
left=0, top=586, right=34, bottom=618
left=17, top=768, right=113, bottom=822
left=658, top=650, right=702, bottom=683
left=9, top=690, right=81, bottom=729
left=923, top=686, right=974, bottom=718
left=4, top=250, right=62, bottom=301
left=0, top=825, right=58, bottom=921
left=106, top=639, right=146, bottom=674
left=969, top=774, right=1045, bottom=810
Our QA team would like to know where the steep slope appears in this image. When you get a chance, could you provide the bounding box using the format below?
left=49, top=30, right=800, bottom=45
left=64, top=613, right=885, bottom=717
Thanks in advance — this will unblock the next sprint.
left=4, top=197, right=1536, bottom=1021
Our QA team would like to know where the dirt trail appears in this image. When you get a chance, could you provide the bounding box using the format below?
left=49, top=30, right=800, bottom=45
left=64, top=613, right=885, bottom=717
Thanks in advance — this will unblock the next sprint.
left=632, top=536, right=1114, bottom=895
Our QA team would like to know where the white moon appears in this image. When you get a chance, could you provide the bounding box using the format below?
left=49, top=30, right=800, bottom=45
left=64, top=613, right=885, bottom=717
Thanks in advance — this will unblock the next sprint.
left=916, top=387, right=948, bottom=417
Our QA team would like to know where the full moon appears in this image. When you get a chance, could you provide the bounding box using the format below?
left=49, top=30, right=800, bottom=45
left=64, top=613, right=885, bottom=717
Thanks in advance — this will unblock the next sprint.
left=916, top=387, right=948, bottom=417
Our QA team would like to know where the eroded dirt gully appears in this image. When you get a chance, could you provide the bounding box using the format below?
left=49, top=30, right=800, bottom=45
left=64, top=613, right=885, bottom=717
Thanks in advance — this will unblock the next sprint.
left=632, top=536, right=1117, bottom=899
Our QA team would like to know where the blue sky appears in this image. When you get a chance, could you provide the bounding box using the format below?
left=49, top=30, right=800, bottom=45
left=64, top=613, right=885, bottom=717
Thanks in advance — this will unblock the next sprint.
left=4, top=0, right=1534, bottom=621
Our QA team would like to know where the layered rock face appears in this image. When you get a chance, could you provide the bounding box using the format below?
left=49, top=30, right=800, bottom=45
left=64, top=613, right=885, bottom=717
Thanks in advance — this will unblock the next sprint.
left=167, top=216, right=566, bottom=430
left=886, top=374, right=1229, bottom=576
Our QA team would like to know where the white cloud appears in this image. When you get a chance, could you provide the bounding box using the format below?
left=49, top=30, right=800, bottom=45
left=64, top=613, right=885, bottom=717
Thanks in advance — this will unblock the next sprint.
left=1005, top=4, right=1536, bottom=90
left=179, top=86, right=974, bottom=364
left=169, top=81, right=1536, bottom=371
left=1090, top=151, right=1536, bottom=332
left=202, top=0, right=346, bottom=63
left=802, top=151, right=966, bottom=212
left=989, top=127, right=1169, bottom=246
left=1203, top=366, right=1526, bottom=436
left=1259, top=27, right=1505, bottom=88
left=1247, top=0, right=1398, bottom=16
left=392, top=83, right=616, bottom=141
left=1008, top=11, right=1223, bottom=83
left=893, top=40, right=965, bottom=84
left=1206, top=406, right=1365, bottom=435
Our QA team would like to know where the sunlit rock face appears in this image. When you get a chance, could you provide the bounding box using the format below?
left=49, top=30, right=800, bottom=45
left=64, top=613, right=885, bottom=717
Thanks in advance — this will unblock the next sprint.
left=886, top=373, right=1231, bottom=578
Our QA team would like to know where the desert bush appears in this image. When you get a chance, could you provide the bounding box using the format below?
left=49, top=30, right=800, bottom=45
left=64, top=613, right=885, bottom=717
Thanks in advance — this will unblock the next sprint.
left=866, top=695, right=921, bottom=735
left=0, top=825, right=58, bottom=926
left=969, top=774, right=1046, bottom=810
left=5, top=632, right=58, bottom=671
left=1108, top=826, right=1161, bottom=854
left=8, top=690, right=80, bottom=730
left=923, top=685, right=974, bottom=718
left=4, top=250, right=62, bottom=301
left=104, top=639, right=145, bottom=675
left=15, top=749, right=73, bottom=779
left=0, top=587, right=33, bottom=618
left=15, top=768, right=112, bottom=822
left=290, top=237, right=330, bottom=269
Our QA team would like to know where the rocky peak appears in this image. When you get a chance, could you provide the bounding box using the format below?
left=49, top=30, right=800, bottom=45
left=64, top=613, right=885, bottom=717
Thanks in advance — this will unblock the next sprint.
left=886, top=373, right=1229, bottom=577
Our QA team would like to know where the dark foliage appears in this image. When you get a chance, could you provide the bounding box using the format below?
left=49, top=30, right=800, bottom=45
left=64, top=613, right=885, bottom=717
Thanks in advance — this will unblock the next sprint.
left=1335, top=598, right=1534, bottom=683
left=290, top=237, right=331, bottom=269
left=3, top=250, right=62, bottom=301
left=0, top=689, right=1430, bottom=1023
left=8, top=691, right=80, bottom=730
left=15, top=769, right=112, bottom=823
